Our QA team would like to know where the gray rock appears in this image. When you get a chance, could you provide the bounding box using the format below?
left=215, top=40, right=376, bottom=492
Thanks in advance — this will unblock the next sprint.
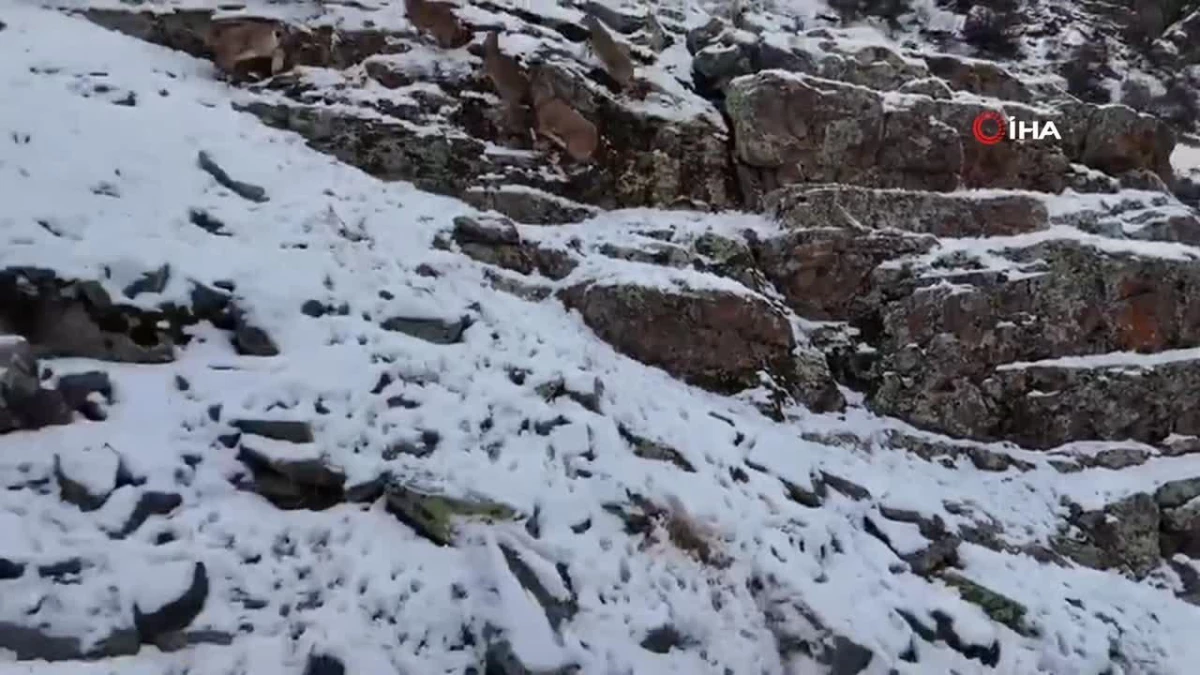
left=380, top=315, right=472, bottom=344
left=123, top=264, right=171, bottom=298
left=1, top=336, right=73, bottom=434
left=484, top=639, right=580, bottom=674
left=197, top=151, right=269, bottom=203
left=231, top=419, right=315, bottom=443
left=133, top=561, right=209, bottom=643
left=765, top=185, right=1050, bottom=238
left=237, top=438, right=346, bottom=511
left=56, top=370, right=112, bottom=421
left=0, top=622, right=85, bottom=661
left=1156, top=477, right=1200, bottom=509
left=1056, top=493, right=1161, bottom=578
left=640, top=625, right=686, bottom=653
left=499, top=544, right=578, bottom=632
left=304, top=653, right=347, bottom=675
left=0, top=269, right=175, bottom=363
left=114, top=491, right=183, bottom=539
left=452, top=215, right=519, bottom=246
left=232, top=316, right=279, bottom=357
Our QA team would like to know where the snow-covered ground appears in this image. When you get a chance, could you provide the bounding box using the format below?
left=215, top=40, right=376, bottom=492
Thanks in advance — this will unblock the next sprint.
left=3, top=3, right=1200, bottom=674
left=1176, top=143, right=1200, bottom=177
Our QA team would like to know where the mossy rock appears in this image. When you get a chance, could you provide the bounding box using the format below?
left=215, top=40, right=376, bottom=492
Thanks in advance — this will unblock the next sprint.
left=385, top=483, right=518, bottom=546
left=942, top=572, right=1035, bottom=637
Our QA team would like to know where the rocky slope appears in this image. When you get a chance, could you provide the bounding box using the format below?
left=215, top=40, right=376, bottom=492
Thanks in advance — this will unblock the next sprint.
left=2, top=0, right=1200, bottom=673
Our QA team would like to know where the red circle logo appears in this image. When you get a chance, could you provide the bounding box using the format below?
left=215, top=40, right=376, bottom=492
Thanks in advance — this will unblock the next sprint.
left=972, top=111, right=1006, bottom=145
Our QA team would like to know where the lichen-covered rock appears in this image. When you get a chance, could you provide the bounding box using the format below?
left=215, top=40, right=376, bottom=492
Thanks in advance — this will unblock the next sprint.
left=941, top=573, right=1034, bottom=637
left=1076, top=104, right=1177, bottom=181
left=863, top=242, right=1200, bottom=445
left=980, top=355, right=1200, bottom=448
left=765, top=185, right=1050, bottom=237
left=1055, top=494, right=1162, bottom=578
left=384, top=483, right=518, bottom=546
left=558, top=282, right=800, bottom=395
left=754, top=228, right=937, bottom=321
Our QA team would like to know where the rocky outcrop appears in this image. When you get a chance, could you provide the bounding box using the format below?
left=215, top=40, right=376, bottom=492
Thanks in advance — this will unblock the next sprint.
left=0, top=268, right=175, bottom=363
left=753, top=228, right=937, bottom=322
left=860, top=242, right=1200, bottom=446
left=559, top=282, right=798, bottom=395
left=1150, top=10, right=1200, bottom=68
left=1056, top=475, right=1200, bottom=581
left=765, top=186, right=1050, bottom=237
left=449, top=215, right=578, bottom=279
left=726, top=71, right=1177, bottom=205
left=967, top=354, right=1200, bottom=448
left=726, top=71, right=966, bottom=197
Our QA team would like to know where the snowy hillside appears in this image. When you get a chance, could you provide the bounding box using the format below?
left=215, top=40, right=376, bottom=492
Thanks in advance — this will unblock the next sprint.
left=2, top=0, right=1200, bottom=674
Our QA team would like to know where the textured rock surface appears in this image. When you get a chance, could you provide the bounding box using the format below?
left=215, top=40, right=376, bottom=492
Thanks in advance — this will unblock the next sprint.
left=559, top=282, right=800, bottom=395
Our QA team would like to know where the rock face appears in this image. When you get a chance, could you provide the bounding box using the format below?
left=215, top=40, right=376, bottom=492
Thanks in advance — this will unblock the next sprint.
left=726, top=70, right=1176, bottom=205
left=765, top=185, right=1050, bottom=237
left=559, top=282, right=798, bottom=395
left=860, top=242, right=1200, bottom=446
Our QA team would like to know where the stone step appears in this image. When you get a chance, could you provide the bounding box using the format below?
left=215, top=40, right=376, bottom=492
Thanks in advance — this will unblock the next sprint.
left=765, top=185, right=1050, bottom=237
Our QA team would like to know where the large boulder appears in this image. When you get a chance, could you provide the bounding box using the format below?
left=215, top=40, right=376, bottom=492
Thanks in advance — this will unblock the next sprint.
left=559, top=282, right=800, bottom=395
left=875, top=350, right=1200, bottom=448
left=1077, top=104, right=1177, bottom=181
left=754, top=228, right=938, bottom=322
left=726, top=71, right=963, bottom=199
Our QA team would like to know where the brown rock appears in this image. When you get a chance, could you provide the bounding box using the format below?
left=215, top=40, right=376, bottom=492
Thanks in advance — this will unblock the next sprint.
left=1078, top=104, right=1176, bottom=181
left=754, top=228, right=937, bottom=321
left=558, top=282, right=798, bottom=394
left=923, top=55, right=1032, bottom=102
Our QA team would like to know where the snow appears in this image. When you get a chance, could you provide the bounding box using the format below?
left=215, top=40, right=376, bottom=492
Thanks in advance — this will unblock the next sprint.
left=2, top=2, right=1200, bottom=674
left=132, top=559, right=197, bottom=614
left=1175, top=143, right=1200, bottom=176
left=998, top=347, right=1200, bottom=371
left=55, top=445, right=121, bottom=500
